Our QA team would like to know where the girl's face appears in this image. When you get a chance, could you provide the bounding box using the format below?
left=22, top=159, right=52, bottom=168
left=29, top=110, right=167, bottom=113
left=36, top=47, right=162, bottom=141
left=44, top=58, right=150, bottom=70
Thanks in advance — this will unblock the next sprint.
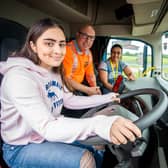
left=30, top=27, right=66, bottom=70
left=111, top=47, right=122, bottom=63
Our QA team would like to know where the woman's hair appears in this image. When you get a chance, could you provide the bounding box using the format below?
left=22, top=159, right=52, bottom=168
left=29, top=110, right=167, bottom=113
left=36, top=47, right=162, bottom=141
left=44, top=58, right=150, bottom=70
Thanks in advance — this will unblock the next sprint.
left=13, top=18, right=64, bottom=66
left=12, top=18, right=73, bottom=91
left=111, top=44, right=123, bottom=53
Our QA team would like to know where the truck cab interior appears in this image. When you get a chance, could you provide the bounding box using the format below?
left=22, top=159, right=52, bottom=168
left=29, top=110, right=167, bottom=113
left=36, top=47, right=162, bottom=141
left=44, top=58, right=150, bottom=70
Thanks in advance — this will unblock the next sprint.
left=1, top=0, right=168, bottom=167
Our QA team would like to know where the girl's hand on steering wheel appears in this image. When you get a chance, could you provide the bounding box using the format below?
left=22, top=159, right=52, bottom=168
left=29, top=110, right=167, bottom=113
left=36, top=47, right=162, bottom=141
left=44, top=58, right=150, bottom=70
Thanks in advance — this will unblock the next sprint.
left=110, top=117, right=141, bottom=145
left=111, top=93, right=120, bottom=103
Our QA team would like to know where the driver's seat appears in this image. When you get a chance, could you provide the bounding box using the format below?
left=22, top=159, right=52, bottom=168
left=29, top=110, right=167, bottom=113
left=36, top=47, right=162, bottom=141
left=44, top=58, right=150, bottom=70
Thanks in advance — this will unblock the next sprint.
left=0, top=74, right=9, bottom=168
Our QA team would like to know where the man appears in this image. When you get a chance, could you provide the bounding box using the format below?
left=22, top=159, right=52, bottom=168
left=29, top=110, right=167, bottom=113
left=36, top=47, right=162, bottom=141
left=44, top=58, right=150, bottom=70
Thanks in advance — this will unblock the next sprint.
left=63, top=25, right=101, bottom=95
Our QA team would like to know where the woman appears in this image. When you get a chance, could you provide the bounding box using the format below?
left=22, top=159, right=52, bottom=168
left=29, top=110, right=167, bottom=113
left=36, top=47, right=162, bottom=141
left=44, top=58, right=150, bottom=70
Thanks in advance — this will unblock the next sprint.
left=0, top=18, right=141, bottom=168
left=98, top=44, right=135, bottom=94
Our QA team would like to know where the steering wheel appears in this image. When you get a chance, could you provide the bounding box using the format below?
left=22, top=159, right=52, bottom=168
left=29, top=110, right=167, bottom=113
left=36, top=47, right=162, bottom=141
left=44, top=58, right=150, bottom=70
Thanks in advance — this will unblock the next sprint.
left=80, top=88, right=168, bottom=145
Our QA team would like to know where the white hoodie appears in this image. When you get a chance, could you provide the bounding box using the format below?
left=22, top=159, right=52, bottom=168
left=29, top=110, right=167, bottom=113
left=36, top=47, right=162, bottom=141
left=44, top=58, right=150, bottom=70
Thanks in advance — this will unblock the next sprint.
left=0, top=57, right=119, bottom=145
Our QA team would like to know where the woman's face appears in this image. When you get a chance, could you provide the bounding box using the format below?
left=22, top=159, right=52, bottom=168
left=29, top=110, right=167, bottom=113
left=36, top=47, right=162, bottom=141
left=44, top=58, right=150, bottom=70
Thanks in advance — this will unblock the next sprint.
left=111, top=47, right=122, bottom=63
left=30, top=27, right=66, bottom=70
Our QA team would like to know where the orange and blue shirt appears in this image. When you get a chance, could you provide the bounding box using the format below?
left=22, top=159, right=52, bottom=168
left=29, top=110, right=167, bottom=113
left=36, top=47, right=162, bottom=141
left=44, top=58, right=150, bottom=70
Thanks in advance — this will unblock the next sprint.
left=63, top=40, right=96, bottom=87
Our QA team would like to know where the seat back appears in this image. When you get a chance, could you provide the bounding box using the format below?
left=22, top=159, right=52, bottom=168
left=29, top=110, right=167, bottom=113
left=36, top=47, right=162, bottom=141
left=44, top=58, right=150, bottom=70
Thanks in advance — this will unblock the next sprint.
left=0, top=74, right=9, bottom=168
left=0, top=38, right=20, bottom=61
left=0, top=17, right=27, bottom=62
left=0, top=18, right=27, bottom=168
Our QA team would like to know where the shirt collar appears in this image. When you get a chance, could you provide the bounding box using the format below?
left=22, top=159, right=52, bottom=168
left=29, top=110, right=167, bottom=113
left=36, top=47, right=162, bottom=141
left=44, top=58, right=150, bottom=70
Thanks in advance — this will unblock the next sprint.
left=74, top=40, right=90, bottom=55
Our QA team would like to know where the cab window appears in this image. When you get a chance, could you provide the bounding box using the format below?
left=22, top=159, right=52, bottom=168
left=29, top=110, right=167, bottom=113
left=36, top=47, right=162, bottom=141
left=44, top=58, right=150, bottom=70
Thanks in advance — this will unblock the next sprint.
left=161, top=32, right=168, bottom=81
left=103, top=38, right=152, bottom=79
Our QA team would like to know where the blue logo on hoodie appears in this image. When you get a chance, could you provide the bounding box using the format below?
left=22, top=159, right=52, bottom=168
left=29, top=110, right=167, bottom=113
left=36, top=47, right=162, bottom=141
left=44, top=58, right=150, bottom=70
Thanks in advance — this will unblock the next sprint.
left=46, top=80, right=63, bottom=112
left=47, top=90, right=58, bottom=101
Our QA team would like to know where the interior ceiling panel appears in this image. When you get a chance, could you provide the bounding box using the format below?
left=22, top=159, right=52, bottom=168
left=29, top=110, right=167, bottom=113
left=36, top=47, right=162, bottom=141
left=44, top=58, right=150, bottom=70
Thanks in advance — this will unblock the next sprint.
left=127, top=0, right=167, bottom=35
left=127, top=0, right=162, bottom=4
left=16, top=0, right=168, bottom=36
left=156, top=11, right=168, bottom=33
left=59, top=0, right=88, bottom=15
left=94, top=0, right=131, bottom=25
left=132, top=24, right=155, bottom=36
left=17, top=0, right=91, bottom=23
left=133, top=1, right=162, bottom=25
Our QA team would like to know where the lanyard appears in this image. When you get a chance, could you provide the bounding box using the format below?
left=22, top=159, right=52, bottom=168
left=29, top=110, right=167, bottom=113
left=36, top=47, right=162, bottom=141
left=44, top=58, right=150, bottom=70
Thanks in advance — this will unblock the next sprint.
left=110, top=60, right=119, bottom=80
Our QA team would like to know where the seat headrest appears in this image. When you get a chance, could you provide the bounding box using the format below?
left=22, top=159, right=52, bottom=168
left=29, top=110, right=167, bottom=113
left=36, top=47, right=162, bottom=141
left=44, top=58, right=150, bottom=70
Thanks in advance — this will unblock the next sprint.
left=0, top=38, right=20, bottom=61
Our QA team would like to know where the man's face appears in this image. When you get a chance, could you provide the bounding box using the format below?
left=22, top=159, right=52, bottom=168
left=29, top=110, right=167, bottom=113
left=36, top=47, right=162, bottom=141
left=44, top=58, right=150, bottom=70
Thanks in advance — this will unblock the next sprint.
left=76, top=26, right=95, bottom=52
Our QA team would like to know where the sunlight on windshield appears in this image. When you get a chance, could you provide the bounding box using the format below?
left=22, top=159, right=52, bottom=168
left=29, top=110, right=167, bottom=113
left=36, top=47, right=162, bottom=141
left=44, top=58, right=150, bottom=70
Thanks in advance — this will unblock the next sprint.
left=162, top=33, right=168, bottom=80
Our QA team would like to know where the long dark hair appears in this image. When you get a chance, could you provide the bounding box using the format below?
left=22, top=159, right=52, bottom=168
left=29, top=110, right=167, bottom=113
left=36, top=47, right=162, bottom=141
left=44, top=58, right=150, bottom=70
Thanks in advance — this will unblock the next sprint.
left=12, top=18, right=73, bottom=91
left=15, top=18, right=63, bottom=66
